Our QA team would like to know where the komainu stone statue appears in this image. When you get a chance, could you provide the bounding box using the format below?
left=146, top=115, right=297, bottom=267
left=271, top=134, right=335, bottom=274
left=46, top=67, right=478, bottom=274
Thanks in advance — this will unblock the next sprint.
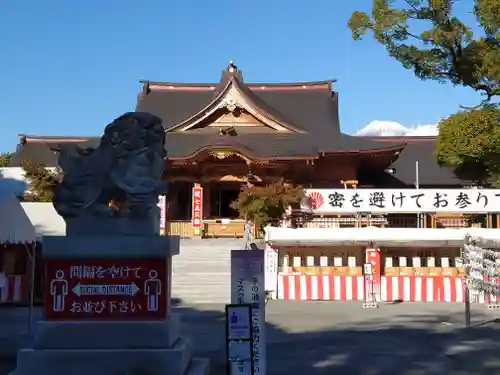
left=53, top=112, right=167, bottom=222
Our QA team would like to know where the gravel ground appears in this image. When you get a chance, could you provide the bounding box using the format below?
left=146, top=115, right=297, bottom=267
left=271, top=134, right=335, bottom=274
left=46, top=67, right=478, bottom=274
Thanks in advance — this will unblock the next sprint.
left=1, top=301, right=500, bottom=375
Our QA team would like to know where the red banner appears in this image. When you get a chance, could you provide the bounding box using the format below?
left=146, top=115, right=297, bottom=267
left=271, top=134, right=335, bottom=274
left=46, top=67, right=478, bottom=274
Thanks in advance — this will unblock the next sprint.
left=365, top=249, right=381, bottom=283
left=192, top=187, right=203, bottom=228
left=44, top=259, right=168, bottom=321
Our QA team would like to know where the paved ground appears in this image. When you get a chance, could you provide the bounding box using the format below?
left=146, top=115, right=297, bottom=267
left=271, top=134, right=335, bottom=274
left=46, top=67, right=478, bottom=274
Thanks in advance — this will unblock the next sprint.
left=2, top=301, right=500, bottom=374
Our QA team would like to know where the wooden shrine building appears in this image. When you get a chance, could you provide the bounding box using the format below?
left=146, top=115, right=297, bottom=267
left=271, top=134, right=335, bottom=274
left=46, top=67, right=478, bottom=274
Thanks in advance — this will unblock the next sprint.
left=10, top=62, right=471, bottom=237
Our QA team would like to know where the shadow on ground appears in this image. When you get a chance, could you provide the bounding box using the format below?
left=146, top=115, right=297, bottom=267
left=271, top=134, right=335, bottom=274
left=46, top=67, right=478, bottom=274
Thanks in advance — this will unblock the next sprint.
left=1, top=301, right=500, bottom=375
left=175, top=302, right=500, bottom=375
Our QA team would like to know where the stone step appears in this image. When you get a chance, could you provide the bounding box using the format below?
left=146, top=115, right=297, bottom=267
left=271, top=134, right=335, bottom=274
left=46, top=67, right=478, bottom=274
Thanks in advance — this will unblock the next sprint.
left=171, top=292, right=229, bottom=298
left=173, top=279, right=229, bottom=283
left=172, top=274, right=229, bottom=278
left=173, top=281, right=229, bottom=284
left=175, top=260, right=230, bottom=262
left=174, top=265, right=229, bottom=268
left=173, top=268, right=228, bottom=270
left=172, top=283, right=229, bottom=288
left=173, top=271, right=230, bottom=275
left=14, top=336, right=193, bottom=375
left=173, top=259, right=230, bottom=262
left=173, top=286, right=229, bottom=291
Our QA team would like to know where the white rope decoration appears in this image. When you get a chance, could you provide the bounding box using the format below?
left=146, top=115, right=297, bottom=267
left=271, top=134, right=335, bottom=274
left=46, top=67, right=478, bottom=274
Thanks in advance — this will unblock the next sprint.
left=463, top=235, right=500, bottom=295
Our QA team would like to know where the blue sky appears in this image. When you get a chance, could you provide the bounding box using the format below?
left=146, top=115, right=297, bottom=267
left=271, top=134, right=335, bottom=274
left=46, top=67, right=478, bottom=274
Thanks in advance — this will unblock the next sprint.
left=0, top=0, right=481, bottom=152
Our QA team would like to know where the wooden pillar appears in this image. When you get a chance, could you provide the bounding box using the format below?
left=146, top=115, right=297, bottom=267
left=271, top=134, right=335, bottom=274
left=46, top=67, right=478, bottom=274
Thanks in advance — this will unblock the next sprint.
left=202, top=183, right=211, bottom=219
left=429, top=214, right=434, bottom=228
left=487, top=213, right=493, bottom=229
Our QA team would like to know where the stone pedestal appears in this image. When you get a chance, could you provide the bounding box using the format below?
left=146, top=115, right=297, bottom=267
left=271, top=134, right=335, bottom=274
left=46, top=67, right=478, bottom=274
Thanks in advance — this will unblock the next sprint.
left=9, top=235, right=210, bottom=375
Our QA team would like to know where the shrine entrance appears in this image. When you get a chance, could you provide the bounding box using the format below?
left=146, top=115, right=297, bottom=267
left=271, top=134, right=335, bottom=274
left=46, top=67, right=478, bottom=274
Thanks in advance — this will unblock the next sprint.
left=209, top=182, right=240, bottom=219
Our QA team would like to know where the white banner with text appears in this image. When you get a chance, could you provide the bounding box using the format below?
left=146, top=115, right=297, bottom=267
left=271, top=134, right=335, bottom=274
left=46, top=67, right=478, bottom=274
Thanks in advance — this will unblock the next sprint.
left=302, top=189, right=500, bottom=213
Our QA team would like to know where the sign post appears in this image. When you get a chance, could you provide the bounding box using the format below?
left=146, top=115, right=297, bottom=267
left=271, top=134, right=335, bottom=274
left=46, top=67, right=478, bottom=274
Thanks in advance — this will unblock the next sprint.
left=363, top=249, right=380, bottom=308
left=231, top=250, right=266, bottom=375
left=264, top=244, right=278, bottom=299
left=225, top=303, right=254, bottom=375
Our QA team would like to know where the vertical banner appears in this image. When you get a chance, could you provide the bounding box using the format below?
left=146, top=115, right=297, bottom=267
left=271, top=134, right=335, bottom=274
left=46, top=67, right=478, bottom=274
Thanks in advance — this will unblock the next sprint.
left=192, top=187, right=203, bottom=229
left=264, top=244, right=278, bottom=299
left=158, top=195, right=166, bottom=230
left=366, top=249, right=381, bottom=302
left=231, top=250, right=266, bottom=375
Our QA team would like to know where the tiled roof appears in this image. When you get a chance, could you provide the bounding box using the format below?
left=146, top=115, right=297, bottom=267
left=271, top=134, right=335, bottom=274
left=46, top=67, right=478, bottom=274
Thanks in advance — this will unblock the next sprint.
left=366, top=136, right=467, bottom=186
left=136, top=63, right=403, bottom=156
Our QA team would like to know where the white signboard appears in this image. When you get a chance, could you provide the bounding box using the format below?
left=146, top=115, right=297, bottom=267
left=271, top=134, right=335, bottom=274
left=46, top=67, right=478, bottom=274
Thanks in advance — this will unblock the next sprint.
left=228, top=340, right=252, bottom=362
left=227, top=304, right=252, bottom=340
left=230, top=361, right=252, bottom=375
left=363, top=263, right=372, bottom=275
left=264, top=246, right=278, bottom=299
left=231, top=250, right=266, bottom=375
left=302, top=189, right=500, bottom=213
left=158, top=195, right=166, bottom=229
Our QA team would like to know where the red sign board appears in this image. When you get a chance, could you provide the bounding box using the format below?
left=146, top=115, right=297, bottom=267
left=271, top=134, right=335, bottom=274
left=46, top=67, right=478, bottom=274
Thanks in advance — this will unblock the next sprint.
left=192, top=187, right=203, bottom=228
left=366, top=249, right=381, bottom=283
left=44, top=259, right=168, bottom=321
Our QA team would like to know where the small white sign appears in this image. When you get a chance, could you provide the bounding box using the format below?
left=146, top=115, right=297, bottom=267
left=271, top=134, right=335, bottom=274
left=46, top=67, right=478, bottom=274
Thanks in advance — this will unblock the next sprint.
left=228, top=341, right=252, bottom=362
left=363, top=263, right=372, bottom=275
left=231, top=250, right=266, bottom=375
left=158, top=195, right=166, bottom=229
left=227, top=305, right=251, bottom=340
left=230, top=361, right=252, bottom=375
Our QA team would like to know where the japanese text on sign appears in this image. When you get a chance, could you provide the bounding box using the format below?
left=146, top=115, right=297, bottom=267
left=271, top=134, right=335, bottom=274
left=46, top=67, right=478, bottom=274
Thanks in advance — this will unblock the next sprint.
left=231, top=251, right=266, bottom=375
left=158, top=195, right=166, bottom=229
left=192, top=187, right=203, bottom=228
left=251, top=278, right=260, bottom=374
left=45, top=259, right=167, bottom=321
left=302, top=189, right=500, bottom=213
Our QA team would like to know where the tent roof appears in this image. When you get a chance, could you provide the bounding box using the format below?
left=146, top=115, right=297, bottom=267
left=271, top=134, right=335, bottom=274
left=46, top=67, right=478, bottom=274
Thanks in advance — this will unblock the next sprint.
left=264, top=227, right=500, bottom=248
left=0, top=193, right=36, bottom=243
left=21, top=202, right=66, bottom=239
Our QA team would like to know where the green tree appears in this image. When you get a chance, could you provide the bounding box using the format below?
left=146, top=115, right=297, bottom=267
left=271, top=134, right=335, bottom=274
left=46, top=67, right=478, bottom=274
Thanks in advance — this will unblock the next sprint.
left=230, top=180, right=305, bottom=233
left=21, top=160, right=62, bottom=202
left=348, top=0, right=500, bottom=185
left=0, top=152, right=15, bottom=167
left=436, top=106, right=500, bottom=185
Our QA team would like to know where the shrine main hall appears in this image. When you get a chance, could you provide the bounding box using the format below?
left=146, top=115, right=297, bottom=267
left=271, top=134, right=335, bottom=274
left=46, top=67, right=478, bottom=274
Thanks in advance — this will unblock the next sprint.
left=9, top=62, right=472, bottom=236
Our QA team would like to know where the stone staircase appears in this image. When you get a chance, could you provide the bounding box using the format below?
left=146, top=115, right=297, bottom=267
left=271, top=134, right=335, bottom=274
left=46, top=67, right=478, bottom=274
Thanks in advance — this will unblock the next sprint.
left=171, top=239, right=246, bottom=304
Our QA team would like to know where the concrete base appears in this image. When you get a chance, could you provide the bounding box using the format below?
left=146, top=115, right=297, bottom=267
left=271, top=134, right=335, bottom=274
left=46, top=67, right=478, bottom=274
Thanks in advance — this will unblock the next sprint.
left=9, top=233, right=209, bottom=375
left=10, top=337, right=201, bottom=375
left=65, top=216, right=161, bottom=237
left=41, top=235, right=180, bottom=258
left=33, top=314, right=181, bottom=349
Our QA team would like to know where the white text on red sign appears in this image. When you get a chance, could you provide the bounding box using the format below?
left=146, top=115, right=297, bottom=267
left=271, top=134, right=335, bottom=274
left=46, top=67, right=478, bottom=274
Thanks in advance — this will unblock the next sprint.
left=69, top=266, right=143, bottom=280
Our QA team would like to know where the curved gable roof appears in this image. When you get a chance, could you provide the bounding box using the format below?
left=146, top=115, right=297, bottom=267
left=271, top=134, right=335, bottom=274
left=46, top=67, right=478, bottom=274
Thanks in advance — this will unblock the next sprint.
left=164, top=76, right=306, bottom=133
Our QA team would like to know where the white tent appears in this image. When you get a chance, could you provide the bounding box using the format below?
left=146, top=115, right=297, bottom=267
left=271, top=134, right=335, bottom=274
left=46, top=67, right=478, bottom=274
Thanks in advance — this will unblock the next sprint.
left=0, top=193, right=36, bottom=243
left=265, top=227, right=500, bottom=248
left=21, top=202, right=66, bottom=239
